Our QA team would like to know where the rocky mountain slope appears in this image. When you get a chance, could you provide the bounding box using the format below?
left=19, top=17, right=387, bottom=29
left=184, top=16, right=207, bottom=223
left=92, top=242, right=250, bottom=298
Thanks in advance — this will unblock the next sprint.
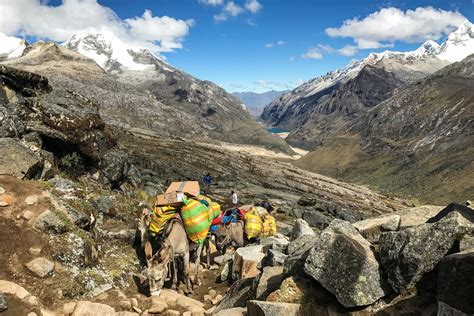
left=296, top=54, right=474, bottom=204
left=262, top=21, right=473, bottom=141
left=0, top=31, right=290, bottom=154
left=232, top=90, right=288, bottom=117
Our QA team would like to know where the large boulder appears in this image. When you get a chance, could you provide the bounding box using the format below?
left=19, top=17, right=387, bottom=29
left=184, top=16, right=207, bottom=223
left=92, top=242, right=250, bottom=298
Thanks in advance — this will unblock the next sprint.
left=254, top=266, right=284, bottom=300
left=263, top=249, right=287, bottom=267
left=302, top=210, right=331, bottom=230
left=353, top=214, right=400, bottom=243
left=380, top=207, right=474, bottom=293
left=437, top=250, right=474, bottom=314
left=290, top=219, right=315, bottom=241
left=284, top=235, right=317, bottom=276
left=304, top=219, right=390, bottom=307
left=232, top=245, right=266, bottom=279
left=260, top=236, right=289, bottom=253
left=0, top=138, right=43, bottom=179
left=396, top=205, right=444, bottom=229
left=246, top=300, right=301, bottom=316
left=214, top=278, right=255, bottom=313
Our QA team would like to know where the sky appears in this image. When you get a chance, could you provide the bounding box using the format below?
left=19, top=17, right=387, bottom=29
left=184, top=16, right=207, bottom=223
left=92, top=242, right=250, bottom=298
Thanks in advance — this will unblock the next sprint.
left=0, top=0, right=473, bottom=93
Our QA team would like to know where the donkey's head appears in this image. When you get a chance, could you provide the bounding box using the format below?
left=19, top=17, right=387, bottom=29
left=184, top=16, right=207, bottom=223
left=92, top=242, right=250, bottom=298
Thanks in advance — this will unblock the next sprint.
left=146, top=242, right=171, bottom=296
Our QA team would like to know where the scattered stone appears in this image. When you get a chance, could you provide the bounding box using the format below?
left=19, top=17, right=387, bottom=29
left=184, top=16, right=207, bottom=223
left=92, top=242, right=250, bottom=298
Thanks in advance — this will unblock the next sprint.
left=25, top=258, right=54, bottom=278
left=27, top=313, right=37, bottom=316
left=267, top=276, right=312, bottom=303
left=232, top=245, right=265, bottom=279
left=163, top=310, right=180, bottom=316
left=115, top=312, right=139, bottom=316
left=254, top=266, right=284, bottom=300
left=205, top=306, right=216, bottom=315
left=437, top=250, right=474, bottom=314
left=118, top=300, right=132, bottom=311
left=221, top=261, right=231, bottom=282
left=260, top=236, right=289, bottom=253
left=396, top=205, right=444, bottom=228
left=148, top=296, right=168, bottom=314
left=130, top=298, right=138, bottom=308
left=71, top=301, right=115, bottom=316
left=211, top=294, right=223, bottom=305
left=132, top=306, right=142, bottom=313
left=298, top=196, right=317, bottom=206
left=25, top=195, right=39, bottom=205
left=88, top=284, right=112, bottom=298
left=0, top=187, right=5, bottom=194
left=380, top=209, right=474, bottom=293
left=290, top=219, right=315, bottom=241
left=247, top=300, right=301, bottom=316
left=0, top=292, right=7, bottom=312
left=304, top=219, right=389, bottom=307
left=303, top=210, right=331, bottom=230
left=213, top=307, right=247, bottom=316
left=208, top=289, right=217, bottom=299
left=63, top=302, right=77, bottom=315
left=34, top=210, right=69, bottom=234
left=25, top=295, right=39, bottom=306
left=0, top=138, right=43, bottom=179
left=160, top=289, right=179, bottom=305
left=353, top=214, right=400, bottom=243
left=0, top=280, right=30, bottom=299
left=0, top=194, right=14, bottom=207
left=22, top=210, right=35, bottom=220
left=264, top=249, right=287, bottom=267
left=214, top=253, right=233, bottom=265
left=215, top=278, right=255, bottom=313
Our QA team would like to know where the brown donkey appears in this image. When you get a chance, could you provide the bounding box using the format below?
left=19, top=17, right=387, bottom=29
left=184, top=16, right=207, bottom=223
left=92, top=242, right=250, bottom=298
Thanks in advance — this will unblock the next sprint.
left=140, top=210, right=192, bottom=295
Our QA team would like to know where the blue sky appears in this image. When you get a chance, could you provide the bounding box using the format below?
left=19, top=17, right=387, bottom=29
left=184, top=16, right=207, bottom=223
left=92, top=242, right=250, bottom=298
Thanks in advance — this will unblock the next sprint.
left=2, top=0, right=473, bottom=93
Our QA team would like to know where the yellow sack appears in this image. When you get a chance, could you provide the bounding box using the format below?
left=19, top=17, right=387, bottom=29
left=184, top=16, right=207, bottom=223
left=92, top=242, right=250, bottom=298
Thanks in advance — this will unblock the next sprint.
left=244, top=210, right=263, bottom=239
left=149, top=206, right=177, bottom=234
left=262, top=215, right=277, bottom=237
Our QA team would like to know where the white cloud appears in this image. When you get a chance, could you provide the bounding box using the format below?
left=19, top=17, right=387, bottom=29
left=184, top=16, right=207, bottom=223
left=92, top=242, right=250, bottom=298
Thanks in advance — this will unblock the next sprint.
left=253, top=79, right=304, bottom=91
left=318, top=44, right=334, bottom=53
left=245, top=0, right=263, bottom=13
left=0, top=0, right=193, bottom=53
left=337, top=45, right=359, bottom=56
left=302, top=47, right=323, bottom=59
left=198, top=0, right=224, bottom=6
left=265, top=40, right=286, bottom=48
left=214, top=1, right=244, bottom=21
left=326, top=6, right=467, bottom=53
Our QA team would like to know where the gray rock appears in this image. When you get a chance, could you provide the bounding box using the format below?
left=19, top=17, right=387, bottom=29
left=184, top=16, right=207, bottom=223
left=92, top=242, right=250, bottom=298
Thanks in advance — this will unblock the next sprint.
left=353, top=214, right=400, bottom=243
left=232, top=245, right=266, bottom=280
left=93, top=196, right=116, bottom=215
left=264, top=249, right=287, bottom=267
left=214, top=307, right=247, bottom=316
left=254, top=266, right=284, bottom=300
left=25, top=257, right=55, bottom=278
left=290, top=208, right=304, bottom=219
left=71, top=301, right=115, bottom=315
left=290, top=219, right=315, bottom=241
left=437, top=301, right=471, bottom=316
left=460, top=235, right=474, bottom=252
left=380, top=209, right=474, bottom=293
left=221, top=261, right=231, bottom=282
left=34, top=210, right=69, bottom=234
left=63, top=204, right=90, bottom=230
left=0, top=292, right=7, bottom=312
left=284, top=235, right=318, bottom=276
left=0, top=138, right=43, bottom=179
left=99, top=150, right=130, bottom=188
left=88, top=284, right=113, bottom=298
left=304, top=219, right=389, bottom=307
left=260, top=236, right=289, bottom=253
left=302, top=210, right=331, bottom=229
left=48, top=177, right=76, bottom=194
left=246, top=300, right=301, bottom=316
left=297, top=196, right=317, bottom=206
left=214, top=253, right=233, bottom=266
left=437, top=250, right=474, bottom=314
left=215, top=278, right=255, bottom=313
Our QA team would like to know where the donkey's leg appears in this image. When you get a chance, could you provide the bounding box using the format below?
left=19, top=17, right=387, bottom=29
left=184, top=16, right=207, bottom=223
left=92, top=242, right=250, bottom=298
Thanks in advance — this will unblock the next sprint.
left=171, top=258, right=178, bottom=290
left=205, top=237, right=211, bottom=269
left=195, top=244, right=203, bottom=286
left=183, top=251, right=193, bottom=294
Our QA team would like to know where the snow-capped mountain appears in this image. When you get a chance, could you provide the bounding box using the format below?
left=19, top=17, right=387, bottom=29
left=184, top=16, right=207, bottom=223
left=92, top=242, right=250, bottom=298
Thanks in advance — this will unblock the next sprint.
left=62, top=29, right=174, bottom=72
left=0, top=33, right=29, bottom=60
left=261, top=21, right=474, bottom=128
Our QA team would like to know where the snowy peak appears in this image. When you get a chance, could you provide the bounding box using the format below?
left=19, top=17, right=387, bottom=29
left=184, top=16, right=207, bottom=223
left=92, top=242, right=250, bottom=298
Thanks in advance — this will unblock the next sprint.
left=438, top=21, right=474, bottom=62
left=0, top=33, right=29, bottom=60
left=62, top=29, right=158, bottom=71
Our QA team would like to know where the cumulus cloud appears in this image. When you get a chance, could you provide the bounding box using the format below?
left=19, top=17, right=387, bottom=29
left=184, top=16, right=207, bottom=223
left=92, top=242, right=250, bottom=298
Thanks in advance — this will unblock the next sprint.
left=337, top=45, right=359, bottom=56
left=326, top=7, right=467, bottom=55
left=318, top=44, right=334, bottom=53
left=213, top=0, right=262, bottom=22
left=0, top=0, right=193, bottom=53
left=198, top=0, right=224, bottom=6
left=245, top=0, right=263, bottom=13
left=265, top=40, right=286, bottom=48
left=302, top=47, right=323, bottom=59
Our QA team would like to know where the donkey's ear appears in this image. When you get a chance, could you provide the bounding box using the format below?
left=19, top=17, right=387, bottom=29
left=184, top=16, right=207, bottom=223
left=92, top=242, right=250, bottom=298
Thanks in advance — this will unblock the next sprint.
left=158, top=244, right=170, bottom=263
left=145, top=241, right=153, bottom=261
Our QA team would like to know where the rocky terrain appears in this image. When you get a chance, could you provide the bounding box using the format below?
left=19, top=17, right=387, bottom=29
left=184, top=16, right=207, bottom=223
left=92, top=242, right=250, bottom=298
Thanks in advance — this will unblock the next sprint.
left=1, top=31, right=291, bottom=154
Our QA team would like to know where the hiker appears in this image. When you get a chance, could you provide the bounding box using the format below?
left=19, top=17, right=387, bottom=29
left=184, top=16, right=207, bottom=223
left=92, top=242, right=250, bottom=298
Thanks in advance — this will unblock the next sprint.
left=203, top=173, right=212, bottom=194
left=231, top=190, right=238, bottom=207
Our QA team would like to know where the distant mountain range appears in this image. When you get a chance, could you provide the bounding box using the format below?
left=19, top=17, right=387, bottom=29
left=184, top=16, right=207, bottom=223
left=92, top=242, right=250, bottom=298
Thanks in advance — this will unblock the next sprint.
left=232, top=90, right=288, bottom=117
left=262, top=21, right=474, bottom=204
left=0, top=29, right=291, bottom=153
